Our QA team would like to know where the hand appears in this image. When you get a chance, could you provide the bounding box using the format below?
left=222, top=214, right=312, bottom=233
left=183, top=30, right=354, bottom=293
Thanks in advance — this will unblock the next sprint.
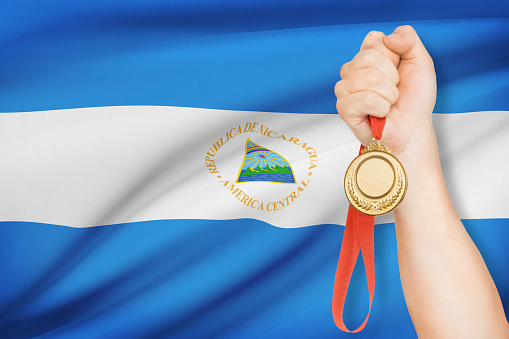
left=336, top=26, right=509, bottom=338
left=334, top=25, right=437, bottom=163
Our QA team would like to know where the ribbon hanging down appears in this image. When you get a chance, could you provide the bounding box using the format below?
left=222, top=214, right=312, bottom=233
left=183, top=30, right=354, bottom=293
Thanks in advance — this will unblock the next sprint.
left=332, top=116, right=385, bottom=332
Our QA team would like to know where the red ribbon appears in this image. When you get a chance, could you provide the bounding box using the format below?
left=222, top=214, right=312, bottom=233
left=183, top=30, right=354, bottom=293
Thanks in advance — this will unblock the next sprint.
left=332, top=116, right=385, bottom=332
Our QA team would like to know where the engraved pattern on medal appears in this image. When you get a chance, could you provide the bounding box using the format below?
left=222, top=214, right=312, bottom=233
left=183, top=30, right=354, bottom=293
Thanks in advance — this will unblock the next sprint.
left=347, top=167, right=404, bottom=214
left=360, top=143, right=390, bottom=154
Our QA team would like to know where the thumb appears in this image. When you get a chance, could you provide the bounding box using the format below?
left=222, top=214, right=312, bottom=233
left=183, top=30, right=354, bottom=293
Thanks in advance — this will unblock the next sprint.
left=383, top=25, right=432, bottom=65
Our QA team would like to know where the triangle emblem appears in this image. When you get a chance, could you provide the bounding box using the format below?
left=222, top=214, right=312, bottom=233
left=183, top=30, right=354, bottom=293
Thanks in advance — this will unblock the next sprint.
left=236, top=138, right=296, bottom=184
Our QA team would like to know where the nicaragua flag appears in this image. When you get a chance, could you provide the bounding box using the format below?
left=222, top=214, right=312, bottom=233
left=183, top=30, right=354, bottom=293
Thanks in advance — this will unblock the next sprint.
left=1, top=1, right=508, bottom=338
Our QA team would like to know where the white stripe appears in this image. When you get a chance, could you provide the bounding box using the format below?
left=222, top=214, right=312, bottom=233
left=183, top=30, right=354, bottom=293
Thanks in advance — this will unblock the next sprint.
left=0, top=107, right=507, bottom=228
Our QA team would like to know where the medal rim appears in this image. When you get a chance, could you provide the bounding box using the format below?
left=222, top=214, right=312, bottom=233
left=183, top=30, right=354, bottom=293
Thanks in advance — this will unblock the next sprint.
left=344, top=148, right=407, bottom=216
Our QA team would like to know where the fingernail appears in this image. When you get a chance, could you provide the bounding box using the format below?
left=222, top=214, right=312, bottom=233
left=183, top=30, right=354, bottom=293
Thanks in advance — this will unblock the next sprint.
left=391, top=33, right=402, bottom=39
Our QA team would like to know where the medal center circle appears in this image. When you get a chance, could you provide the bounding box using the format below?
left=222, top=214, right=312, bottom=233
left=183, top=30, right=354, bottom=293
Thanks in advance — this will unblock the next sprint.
left=356, top=157, right=394, bottom=198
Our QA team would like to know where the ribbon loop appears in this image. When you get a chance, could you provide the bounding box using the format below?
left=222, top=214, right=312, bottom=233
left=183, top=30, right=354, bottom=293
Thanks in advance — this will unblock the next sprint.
left=332, top=116, right=384, bottom=332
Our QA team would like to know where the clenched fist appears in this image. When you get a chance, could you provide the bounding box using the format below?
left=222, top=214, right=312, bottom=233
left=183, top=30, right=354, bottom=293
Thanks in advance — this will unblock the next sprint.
left=334, top=25, right=436, bottom=162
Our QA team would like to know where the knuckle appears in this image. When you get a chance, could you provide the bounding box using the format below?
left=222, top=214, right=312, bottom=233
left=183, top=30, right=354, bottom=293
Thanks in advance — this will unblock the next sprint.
left=361, top=49, right=378, bottom=66
left=334, top=80, right=344, bottom=97
left=364, top=31, right=384, bottom=48
left=364, top=68, right=381, bottom=87
left=336, top=99, right=348, bottom=119
left=339, top=62, right=349, bottom=79
left=362, top=48, right=384, bottom=67
left=362, top=91, right=381, bottom=111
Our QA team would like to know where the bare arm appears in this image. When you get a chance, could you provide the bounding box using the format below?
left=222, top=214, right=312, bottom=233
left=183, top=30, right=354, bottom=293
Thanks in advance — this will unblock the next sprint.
left=395, top=127, right=508, bottom=338
left=335, top=25, right=509, bottom=338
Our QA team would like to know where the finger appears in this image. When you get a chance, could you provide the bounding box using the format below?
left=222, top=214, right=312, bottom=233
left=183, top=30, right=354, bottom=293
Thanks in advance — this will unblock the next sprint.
left=334, top=79, right=350, bottom=100
left=359, top=30, right=400, bottom=68
left=337, top=91, right=390, bottom=120
left=383, top=25, right=433, bottom=65
left=342, top=68, right=399, bottom=105
left=336, top=91, right=391, bottom=145
left=340, top=49, right=400, bottom=85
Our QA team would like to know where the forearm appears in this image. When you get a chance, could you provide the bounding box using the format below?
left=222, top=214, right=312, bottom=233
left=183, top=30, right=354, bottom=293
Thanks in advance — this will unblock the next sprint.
left=394, top=127, right=509, bottom=338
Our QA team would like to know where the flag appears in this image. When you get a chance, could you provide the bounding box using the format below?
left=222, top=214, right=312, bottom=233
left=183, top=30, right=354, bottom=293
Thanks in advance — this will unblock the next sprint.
left=0, top=1, right=508, bottom=338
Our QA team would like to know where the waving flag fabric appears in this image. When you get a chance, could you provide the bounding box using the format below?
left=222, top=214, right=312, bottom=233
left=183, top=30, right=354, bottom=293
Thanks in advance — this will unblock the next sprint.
left=1, top=1, right=508, bottom=338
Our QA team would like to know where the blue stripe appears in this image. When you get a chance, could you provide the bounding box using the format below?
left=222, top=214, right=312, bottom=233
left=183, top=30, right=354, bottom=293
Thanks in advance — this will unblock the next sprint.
left=0, top=3, right=508, bottom=113
left=0, top=219, right=507, bottom=338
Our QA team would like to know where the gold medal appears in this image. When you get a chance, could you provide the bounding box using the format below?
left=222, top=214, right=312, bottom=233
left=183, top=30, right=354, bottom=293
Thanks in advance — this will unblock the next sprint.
left=344, top=139, right=407, bottom=216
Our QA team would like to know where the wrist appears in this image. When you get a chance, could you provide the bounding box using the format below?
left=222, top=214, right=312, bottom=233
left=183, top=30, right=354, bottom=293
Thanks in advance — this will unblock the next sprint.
left=394, top=122, right=438, bottom=172
left=392, top=124, right=452, bottom=221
